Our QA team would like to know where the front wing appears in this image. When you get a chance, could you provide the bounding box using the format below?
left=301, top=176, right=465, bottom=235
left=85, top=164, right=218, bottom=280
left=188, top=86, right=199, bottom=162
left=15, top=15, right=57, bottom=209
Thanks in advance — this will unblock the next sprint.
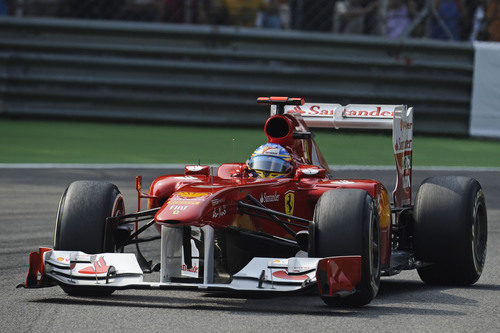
left=22, top=248, right=362, bottom=297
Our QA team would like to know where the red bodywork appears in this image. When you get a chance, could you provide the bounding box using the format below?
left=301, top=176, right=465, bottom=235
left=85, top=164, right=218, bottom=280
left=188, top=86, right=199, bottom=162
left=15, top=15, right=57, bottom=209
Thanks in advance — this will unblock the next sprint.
left=146, top=111, right=393, bottom=268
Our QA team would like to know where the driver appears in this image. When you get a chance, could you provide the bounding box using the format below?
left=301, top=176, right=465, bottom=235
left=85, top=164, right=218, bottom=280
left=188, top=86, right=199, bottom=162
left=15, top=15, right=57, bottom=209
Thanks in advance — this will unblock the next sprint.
left=247, top=143, right=292, bottom=178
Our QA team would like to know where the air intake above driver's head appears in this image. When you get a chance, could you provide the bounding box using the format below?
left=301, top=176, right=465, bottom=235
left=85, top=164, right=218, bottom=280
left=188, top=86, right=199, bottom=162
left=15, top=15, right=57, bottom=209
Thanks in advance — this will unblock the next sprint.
left=265, top=116, right=291, bottom=139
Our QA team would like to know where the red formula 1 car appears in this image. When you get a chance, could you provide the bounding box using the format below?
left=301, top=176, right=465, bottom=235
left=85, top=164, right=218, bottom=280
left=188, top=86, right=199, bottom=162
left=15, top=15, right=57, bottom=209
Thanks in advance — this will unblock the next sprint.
left=21, top=97, right=488, bottom=307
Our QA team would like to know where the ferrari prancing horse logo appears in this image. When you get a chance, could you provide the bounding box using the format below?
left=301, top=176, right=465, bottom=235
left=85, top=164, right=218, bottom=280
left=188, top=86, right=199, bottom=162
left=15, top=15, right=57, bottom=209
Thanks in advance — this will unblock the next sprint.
left=285, top=191, right=295, bottom=215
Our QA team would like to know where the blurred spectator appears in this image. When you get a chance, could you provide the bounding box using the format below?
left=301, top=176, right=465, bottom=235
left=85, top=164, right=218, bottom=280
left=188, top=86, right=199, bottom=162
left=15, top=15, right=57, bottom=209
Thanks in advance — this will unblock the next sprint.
left=203, top=0, right=229, bottom=25
left=62, top=0, right=125, bottom=20
left=486, top=0, right=500, bottom=41
left=162, top=0, right=186, bottom=23
left=10, top=0, right=500, bottom=42
left=157, top=0, right=201, bottom=23
left=363, top=0, right=380, bottom=34
left=279, top=0, right=290, bottom=29
left=0, top=0, right=8, bottom=16
left=386, top=0, right=416, bottom=38
left=120, top=0, right=162, bottom=22
left=430, top=0, right=463, bottom=40
left=461, top=0, right=476, bottom=40
left=23, top=0, right=59, bottom=17
left=336, top=0, right=377, bottom=34
left=291, top=0, right=335, bottom=31
left=257, top=0, right=280, bottom=29
left=470, top=0, right=488, bottom=40
left=223, top=0, right=267, bottom=27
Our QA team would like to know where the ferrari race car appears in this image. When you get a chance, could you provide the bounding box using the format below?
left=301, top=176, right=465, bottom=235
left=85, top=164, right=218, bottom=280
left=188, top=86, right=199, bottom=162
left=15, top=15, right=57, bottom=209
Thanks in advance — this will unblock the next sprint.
left=20, top=97, right=488, bottom=307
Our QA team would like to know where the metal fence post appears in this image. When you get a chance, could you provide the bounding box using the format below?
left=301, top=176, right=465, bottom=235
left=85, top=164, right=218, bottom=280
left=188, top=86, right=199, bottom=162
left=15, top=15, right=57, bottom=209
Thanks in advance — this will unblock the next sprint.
left=185, top=0, right=192, bottom=23
left=378, top=0, right=388, bottom=36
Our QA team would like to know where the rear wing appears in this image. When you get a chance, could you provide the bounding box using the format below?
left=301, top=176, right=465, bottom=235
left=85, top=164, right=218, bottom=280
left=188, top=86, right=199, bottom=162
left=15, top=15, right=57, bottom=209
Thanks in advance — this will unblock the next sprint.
left=265, top=100, right=413, bottom=208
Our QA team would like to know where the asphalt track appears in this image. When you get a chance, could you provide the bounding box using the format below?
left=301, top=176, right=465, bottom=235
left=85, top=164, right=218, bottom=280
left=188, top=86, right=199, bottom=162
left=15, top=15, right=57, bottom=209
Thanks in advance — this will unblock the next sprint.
left=1, top=167, right=499, bottom=332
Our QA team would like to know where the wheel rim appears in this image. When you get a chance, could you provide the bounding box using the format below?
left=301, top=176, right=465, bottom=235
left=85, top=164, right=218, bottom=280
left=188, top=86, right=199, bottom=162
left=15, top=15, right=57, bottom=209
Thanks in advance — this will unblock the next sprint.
left=109, top=194, right=125, bottom=252
left=471, top=192, right=487, bottom=274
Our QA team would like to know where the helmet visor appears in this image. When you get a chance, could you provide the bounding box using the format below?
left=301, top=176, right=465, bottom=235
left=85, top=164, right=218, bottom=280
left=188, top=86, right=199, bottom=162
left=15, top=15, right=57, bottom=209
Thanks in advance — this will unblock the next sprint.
left=248, top=155, right=291, bottom=174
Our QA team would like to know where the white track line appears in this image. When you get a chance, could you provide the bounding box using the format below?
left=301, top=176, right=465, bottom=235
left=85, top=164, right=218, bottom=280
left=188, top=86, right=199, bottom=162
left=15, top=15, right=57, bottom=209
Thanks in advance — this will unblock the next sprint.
left=1, top=163, right=500, bottom=172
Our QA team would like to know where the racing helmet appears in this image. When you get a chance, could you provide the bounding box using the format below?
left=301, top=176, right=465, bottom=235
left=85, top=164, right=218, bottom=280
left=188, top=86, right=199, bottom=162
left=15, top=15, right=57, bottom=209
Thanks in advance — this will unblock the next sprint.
left=247, top=143, right=292, bottom=178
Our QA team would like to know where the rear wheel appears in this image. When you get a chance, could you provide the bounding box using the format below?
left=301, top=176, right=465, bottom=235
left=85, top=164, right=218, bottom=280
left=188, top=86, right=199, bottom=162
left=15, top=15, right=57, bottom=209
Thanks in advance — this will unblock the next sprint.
left=309, top=189, right=381, bottom=307
left=414, top=176, right=487, bottom=285
left=54, top=181, right=125, bottom=296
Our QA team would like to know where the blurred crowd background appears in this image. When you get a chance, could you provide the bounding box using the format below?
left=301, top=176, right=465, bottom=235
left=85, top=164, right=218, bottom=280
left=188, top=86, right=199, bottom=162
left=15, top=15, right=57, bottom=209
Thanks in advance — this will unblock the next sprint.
left=1, top=0, right=499, bottom=42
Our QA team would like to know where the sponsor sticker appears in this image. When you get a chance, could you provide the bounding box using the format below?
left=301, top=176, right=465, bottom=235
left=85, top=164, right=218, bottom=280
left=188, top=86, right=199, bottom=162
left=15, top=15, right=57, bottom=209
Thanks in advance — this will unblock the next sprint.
left=192, top=185, right=225, bottom=189
left=287, top=258, right=317, bottom=273
left=182, top=238, right=200, bottom=278
left=212, top=205, right=227, bottom=218
left=403, top=175, right=411, bottom=189
left=168, top=205, right=188, bottom=215
left=70, top=253, right=94, bottom=263
left=403, top=155, right=412, bottom=170
left=185, top=165, right=204, bottom=172
left=211, top=198, right=225, bottom=206
left=286, top=104, right=336, bottom=116
left=301, top=168, right=319, bottom=175
left=259, top=192, right=280, bottom=203
left=343, top=106, right=394, bottom=118
left=167, top=200, right=201, bottom=205
left=394, top=139, right=412, bottom=152
left=333, top=180, right=355, bottom=184
left=181, top=264, right=199, bottom=274
left=261, top=146, right=281, bottom=156
left=176, top=192, right=210, bottom=199
left=399, top=119, right=413, bottom=133
left=267, top=259, right=288, bottom=268
left=174, top=176, right=198, bottom=180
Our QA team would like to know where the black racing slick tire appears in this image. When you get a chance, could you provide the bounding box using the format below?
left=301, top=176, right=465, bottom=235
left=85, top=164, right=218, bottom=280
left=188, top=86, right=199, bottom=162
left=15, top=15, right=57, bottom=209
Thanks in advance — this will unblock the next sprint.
left=55, top=181, right=124, bottom=253
left=309, top=189, right=381, bottom=307
left=54, top=181, right=125, bottom=296
left=414, top=176, right=487, bottom=286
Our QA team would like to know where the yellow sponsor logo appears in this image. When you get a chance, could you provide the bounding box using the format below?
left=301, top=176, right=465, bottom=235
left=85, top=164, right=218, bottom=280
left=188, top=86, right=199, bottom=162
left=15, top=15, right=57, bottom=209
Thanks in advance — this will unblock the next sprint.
left=57, top=257, right=65, bottom=262
left=176, top=192, right=210, bottom=199
left=285, top=191, right=295, bottom=215
left=167, top=200, right=201, bottom=205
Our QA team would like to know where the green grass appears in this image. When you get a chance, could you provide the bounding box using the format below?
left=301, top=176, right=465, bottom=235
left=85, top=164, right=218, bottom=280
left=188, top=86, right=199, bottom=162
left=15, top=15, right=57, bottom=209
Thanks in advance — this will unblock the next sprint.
left=1, top=119, right=499, bottom=166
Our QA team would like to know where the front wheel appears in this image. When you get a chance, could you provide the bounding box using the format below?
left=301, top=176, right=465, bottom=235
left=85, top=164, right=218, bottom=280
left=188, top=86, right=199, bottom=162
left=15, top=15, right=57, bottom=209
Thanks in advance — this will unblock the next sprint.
left=54, top=181, right=125, bottom=296
left=54, top=181, right=125, bottom=253
left=309, top=189, right=381, bottom=307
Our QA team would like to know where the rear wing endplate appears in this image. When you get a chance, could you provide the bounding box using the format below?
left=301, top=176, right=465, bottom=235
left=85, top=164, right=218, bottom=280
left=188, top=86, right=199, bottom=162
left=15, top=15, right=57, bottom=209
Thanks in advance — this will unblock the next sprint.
left=281, top=103, right=413, bottom=207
